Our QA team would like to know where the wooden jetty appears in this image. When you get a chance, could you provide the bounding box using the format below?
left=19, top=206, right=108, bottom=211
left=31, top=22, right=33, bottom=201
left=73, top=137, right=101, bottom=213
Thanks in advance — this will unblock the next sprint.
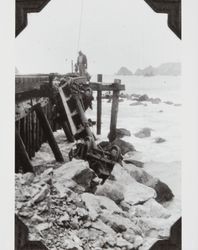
left=15, top=74, right=181, bottom=250
left=89, top=75, right=125, bottom=139
left=15, top=73, right=125, bottom=173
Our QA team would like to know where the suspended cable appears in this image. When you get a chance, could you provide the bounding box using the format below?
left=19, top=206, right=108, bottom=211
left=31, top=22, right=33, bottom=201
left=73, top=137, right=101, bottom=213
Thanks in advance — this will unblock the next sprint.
left=77, top=0, right=84, bottom=52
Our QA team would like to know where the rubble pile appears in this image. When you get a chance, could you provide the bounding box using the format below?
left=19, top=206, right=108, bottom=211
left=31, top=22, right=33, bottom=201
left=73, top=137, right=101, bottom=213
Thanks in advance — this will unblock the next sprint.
left=15, top=155, right=174, bottom=250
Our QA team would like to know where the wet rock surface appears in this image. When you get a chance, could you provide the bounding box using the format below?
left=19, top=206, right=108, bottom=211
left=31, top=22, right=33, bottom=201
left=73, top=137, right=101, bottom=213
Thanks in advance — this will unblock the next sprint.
left=110, top=128, right=131, bottom=139
left=99, top=138, right=136, bottom=155
left=126, top=93, right=181, bottom=108
left=134, top=128, right=153, bottom=138
left=15, top=158, right=175, bottom=250
left=124, top=163, right=174, bottom=203
left=154, top=137, right=166, bottom=143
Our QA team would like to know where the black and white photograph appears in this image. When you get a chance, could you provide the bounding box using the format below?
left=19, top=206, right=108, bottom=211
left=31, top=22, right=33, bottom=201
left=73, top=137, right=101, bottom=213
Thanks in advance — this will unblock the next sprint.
left=4, top=0, right=195, bottom=249
left=14, top=1, right=182, bottom=249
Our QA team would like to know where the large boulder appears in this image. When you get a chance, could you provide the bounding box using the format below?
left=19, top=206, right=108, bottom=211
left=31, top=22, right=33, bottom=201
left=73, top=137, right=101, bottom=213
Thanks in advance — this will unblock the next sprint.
left=149, top=98, right=161, bottom=104
left=111, top=164, right=156, bottom=205
left=100, top=211, right=142, bottom=235
left=95, top=181, right=124, bottom=204
left=111, top=128, right=131, bottom=139
left=154, top=180, right=174, bottom=203
left=130, top=198, right=171, bottom=219
left=81, top=193, right=122, bottom=221
left=99, top=138, right=136, bottom=155
left=124, top=163, right=174, bottom=202
left=54, top=160, right=97, bottom=193
left=137, top=94, right=149, bottom=102
left=134, top=128, right=153, bottom=138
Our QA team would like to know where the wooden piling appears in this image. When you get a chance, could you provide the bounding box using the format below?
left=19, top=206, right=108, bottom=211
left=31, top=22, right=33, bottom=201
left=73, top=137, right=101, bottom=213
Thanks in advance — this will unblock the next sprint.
left=96, top=74, right=102, bottom=135
left=61, top=121, right=74, bottom=142
left=15, top=130, right=33, bottom=173
left=34, top=104, right=64, bottom=162
left=26, top=115, right=30, bottom=156
left=23, top=116, right=27, bottom=149
left=32, top=111, right=37, bottom=157
left=35, top=114, right=39, bottom=151
left=109, top=80, right=121, bottom=142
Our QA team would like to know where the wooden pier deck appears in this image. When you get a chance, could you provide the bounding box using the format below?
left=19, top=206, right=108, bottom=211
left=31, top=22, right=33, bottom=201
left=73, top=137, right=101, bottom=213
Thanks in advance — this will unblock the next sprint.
left=15, top=73, right=125, bottom=173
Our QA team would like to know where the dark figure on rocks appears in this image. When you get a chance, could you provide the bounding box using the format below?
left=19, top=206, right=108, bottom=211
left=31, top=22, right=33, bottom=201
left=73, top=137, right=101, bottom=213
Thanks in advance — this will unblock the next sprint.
left=77, top=51, right=87, bottom=76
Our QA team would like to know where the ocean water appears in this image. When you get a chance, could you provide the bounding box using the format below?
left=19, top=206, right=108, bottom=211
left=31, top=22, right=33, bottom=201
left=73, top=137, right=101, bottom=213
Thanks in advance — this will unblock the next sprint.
left=88, top=75, right=181, bottom=162
left=91, top=75, right=181, bottom=102
left=87, top=75, right=181, bottom=219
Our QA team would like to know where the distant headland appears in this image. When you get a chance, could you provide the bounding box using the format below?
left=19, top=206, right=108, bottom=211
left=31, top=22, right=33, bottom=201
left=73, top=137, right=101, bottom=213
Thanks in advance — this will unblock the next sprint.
left=116, top=62, right=181, bottom=76
left=116, top=67, right=133, bottom=76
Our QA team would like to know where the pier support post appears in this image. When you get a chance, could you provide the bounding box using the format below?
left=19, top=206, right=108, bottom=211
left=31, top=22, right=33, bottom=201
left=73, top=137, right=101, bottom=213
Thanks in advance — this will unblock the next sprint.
left=109, top=79, right=121, bottom=142
left=15, top=130, right=33, bottom=173
left=34, top=104, right=64, bottom=162
left=97, top=74, right=102, bottom=135
left=61, top=120, right=74, bottom=142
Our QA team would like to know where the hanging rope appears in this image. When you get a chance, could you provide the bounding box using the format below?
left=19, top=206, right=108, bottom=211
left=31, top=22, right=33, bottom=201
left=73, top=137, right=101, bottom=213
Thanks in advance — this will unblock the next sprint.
left=77, top=0, right=84, bottom=52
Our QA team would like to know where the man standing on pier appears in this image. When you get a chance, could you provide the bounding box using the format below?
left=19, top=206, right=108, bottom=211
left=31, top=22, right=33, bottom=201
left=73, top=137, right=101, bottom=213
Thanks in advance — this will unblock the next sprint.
left=77, top=51, right=87, bottom=76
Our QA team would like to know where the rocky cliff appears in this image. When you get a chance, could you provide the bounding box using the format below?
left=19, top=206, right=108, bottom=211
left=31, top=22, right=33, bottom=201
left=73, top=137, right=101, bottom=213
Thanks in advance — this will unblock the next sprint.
left=135, top=63, right=181, bottom=76
left=116, top=67, right=133, bottom=76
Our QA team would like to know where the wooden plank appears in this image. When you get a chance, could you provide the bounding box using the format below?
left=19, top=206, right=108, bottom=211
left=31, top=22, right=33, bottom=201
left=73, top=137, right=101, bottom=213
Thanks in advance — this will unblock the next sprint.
left=109, top=83, right=120, bottom=142
left=35, top=113, right=40, bottom=151
left=61, top=121, right=74, bottom=142
left=16, top=88, right=50, bottom=102
left=39, top=116, right=43, bottom=148
left=15, top=130, right=34, bottom=173
left=20, top=118, right=25, bottom=143
left=34, top=104, right=64, bottom=162
left=26, top=115, right=30, bottom=156
left=58, top=87, right=77, bottom=135
left=89, top=82, right=125, bottom=91
left=96, top=74, right=102, bottom=135
left=23, top=116, right=27, bottom=147
left=29, top=111, right=33, bottom=158
left=33, top=111, right=37, bottom=154
left=31, top=111, right=36, bottom=158
left=15, top=75, right=49, bottom=94
left=16, top=119, right=21, bottom=134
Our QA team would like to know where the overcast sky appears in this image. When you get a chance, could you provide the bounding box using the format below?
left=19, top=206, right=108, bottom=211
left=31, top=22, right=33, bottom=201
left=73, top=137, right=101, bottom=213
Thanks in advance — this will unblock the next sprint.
left=15, top=0, right=181, bottom=75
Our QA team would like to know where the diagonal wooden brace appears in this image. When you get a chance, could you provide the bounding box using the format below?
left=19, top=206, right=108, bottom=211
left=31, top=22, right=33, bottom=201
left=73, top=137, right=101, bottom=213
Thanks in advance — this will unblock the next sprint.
left=34, top=104, right=64, bottom=162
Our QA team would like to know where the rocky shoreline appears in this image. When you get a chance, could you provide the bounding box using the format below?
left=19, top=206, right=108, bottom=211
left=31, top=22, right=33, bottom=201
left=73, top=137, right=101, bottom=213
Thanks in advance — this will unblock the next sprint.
left=15, top=129, right=176, bottom=250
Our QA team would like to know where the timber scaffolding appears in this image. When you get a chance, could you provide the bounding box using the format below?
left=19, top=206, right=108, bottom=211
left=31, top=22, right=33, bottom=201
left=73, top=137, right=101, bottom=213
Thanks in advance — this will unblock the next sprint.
left=15, top=73, right=125, bottom=173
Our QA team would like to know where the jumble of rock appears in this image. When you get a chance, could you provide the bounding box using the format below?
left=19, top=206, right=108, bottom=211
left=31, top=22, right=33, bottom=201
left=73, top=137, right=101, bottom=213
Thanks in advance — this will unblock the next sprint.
left=99, top=138, right=136, bottom=155
left=129, top=94, right=161, bottom=105
left=134, top=128, right=153, bottom=138
left=126, top=94, right=182, bottom=109
left=16, top=155, right=174, bottom=250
